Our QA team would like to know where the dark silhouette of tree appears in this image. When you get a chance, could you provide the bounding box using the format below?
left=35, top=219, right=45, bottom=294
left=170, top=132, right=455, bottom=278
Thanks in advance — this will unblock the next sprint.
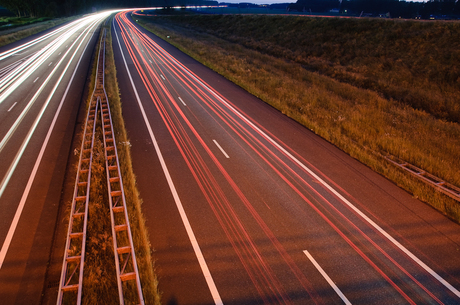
left=289, top=0, right=460, bottom=19
left=290, top=0, right=340, bottom=13
left=2, top=0, right=460, bottom=18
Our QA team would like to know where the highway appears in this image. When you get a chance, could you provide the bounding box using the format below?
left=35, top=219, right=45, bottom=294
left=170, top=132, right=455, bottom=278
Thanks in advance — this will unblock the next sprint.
left=114, top=11, right=460, bottom=305
left=0, top=12, right=112, bottom=304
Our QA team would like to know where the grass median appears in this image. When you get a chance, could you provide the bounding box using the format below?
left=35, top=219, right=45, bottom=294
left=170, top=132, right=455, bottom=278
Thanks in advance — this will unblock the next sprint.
left=136, top=14, right=460, bottom=222
left=80, top=22, right=160, bottom=305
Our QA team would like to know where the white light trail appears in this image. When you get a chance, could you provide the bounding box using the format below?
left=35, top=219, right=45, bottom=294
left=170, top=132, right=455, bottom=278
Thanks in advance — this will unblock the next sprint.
left=0, top=14, right=101, bottom=61
left=0, top=12, right=115, bottom=106
left=0, top=11, right=114, bottom=194
left=0, top=20, right=98, bottom=269
left=0, top=18, right=99, bottom=154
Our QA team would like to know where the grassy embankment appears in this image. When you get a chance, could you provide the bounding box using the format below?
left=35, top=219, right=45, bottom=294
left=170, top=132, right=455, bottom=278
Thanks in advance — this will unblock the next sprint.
left=137, top=15, right=460, bottom=222
left=0, top=16, right=76, bottom=47
left=72, top=22, right=160, bottom=304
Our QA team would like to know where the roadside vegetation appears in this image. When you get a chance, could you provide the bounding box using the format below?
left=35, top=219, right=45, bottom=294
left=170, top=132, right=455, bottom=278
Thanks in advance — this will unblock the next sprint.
left=136, top=15, right=460, bottom=222
left=78, top=23, right=160, bottom=304
left=0, top=16, right=51, bottom=28
left=0, top=17, right=75, bottom=47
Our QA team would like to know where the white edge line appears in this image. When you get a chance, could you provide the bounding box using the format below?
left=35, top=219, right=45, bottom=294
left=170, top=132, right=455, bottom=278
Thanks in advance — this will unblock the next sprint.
left=213, top=140, right=229, bottom=159
left=114, top=17, right=223, bottom=305
left=0, top=24, right=96, bottom=269
left=129, top=12, right=460, bottom=299
left=303, top=250, right=352, bottom=305
left=177, top=54, right=460, bottom=299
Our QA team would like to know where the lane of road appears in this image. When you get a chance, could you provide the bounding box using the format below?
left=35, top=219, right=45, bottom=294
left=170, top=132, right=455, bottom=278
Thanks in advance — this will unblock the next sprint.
left=114, top=11, right=460, bottom=305
left=0, top=12, right=113, bottom=304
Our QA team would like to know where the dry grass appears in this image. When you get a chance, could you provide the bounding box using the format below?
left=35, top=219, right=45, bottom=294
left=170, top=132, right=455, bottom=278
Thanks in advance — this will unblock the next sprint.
left=147, top=15, right=460, bottom=123
left=137, top=15, right=460, bottom=222
left=82, top=131, right=119, bottom=305
left=70, top=23, right=160, bottom=304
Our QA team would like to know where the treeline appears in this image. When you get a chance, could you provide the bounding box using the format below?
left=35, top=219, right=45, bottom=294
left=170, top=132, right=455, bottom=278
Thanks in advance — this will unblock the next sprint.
left=4, top=0, right=460, bottom=19
left=0, top=0, right=205, bottom=17
left=290, top=0, right=460, bottom=19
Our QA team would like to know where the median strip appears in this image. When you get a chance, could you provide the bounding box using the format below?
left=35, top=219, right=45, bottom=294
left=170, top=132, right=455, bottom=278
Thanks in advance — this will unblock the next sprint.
left=57, top=23, right=160, bottom=304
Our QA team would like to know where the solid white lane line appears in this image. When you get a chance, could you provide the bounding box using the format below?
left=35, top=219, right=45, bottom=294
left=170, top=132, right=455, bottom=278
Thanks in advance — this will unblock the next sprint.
left=178, top=97, right=186, bottom=106
left=33, top=77, right=39, bottom=83
left=7, top=102, right=17, bottom=112
left=114, top=21, right=223, bottom=305
left=176, top=53, right=460, bottom=299
left=213, top=140, right=230, bottom=159
left=0, top=24, right=97, bottom=269
left=303, top=250, right=352, bottom=305
left=160, top=74, right=165, bottom=80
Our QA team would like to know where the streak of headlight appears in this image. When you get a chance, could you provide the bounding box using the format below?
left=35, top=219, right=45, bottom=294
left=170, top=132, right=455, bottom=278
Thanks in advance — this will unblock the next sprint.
left=0, top=18, right=107, bottom=270
left=0, top=59, right=26, bottom=79
left=0, top=14, right=111, bottom=105
left=0, top=12, right=112, bottom=198
left=0, top=15, right=98, bottom=61
left=0, top=19, right=100, bottom=153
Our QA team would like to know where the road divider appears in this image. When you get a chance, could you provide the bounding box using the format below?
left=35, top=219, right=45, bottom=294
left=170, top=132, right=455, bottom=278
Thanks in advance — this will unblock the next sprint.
left=58, top=27, right=146, bottom=305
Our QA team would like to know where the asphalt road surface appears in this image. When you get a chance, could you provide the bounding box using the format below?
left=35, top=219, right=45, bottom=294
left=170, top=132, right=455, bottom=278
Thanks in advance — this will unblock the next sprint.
left=0, top=13, right=111, bottom=304
left=113, top=11, right=460, bottom=305
left=112, top=10, right=460, bottom=305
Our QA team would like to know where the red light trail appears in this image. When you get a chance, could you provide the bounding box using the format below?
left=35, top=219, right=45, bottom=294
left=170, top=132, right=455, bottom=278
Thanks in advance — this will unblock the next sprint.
left=114, top=10, right=460, bottom=304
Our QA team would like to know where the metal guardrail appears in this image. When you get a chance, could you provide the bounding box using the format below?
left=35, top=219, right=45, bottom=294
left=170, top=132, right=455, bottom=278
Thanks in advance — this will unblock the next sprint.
left=385, top=155, right=460, bottom=202
left=350, top=139, right=460, bottom=202
left=97, top=29, right=145, bottom=305
left=57, top=28, right=144, bottom=305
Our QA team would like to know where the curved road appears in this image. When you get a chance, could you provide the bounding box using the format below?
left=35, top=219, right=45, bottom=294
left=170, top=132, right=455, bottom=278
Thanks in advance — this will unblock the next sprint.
left=0, top=13, right=111, bottom=304
left=3, top=9, right=458, bottom=305
left=113, top=11, right=460, bottom=305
